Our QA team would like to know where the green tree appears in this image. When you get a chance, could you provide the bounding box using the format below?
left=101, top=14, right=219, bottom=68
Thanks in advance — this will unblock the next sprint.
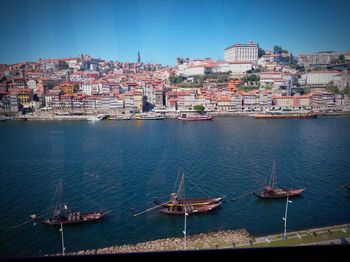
left=273, top=45, right=283, bottom=55
left=343, top=86, right=350, bottom=96
left=73, top=83, right=79, bottom=93
left=326, top=81, right=339, bottom=94
left=196, top=75, right=205, bottom=84
left=339, top=54, right=345, bottom=63
left=303, top=87, right=311, bottom=95
left=218, top=75, right=229, bottom=83
left=258, top=47, right=266, bottom=58
left=193, top=105, right=205, bottom=113
left=169, top=74, right=184, bottom=85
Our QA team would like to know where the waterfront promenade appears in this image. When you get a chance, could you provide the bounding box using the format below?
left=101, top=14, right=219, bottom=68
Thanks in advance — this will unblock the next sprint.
left=51, top=224, right=349, bottom=256
left=6, top=109, right=350, bottom=121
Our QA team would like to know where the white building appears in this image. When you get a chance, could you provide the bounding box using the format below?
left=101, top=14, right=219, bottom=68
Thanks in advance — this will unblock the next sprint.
left=306, top=71, right=340, bottom=86
left=26, top=79, right=37, bottom=93
left=224, top=41, right=258, bottom=64
left=260, top=72, right=286, bottom=87
left=81, top=82, right=93, bottom=95
left=66, top=58, right=82, bottom=71
left=177, top=59, right=252, bottom=76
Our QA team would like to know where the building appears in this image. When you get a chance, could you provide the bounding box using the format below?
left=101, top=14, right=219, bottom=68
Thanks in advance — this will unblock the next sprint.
left=298, top=51, right=338, bottom=66
left=272, top=95, right=310, bottom=108
left=26, top=79, right=38, bottom=92
left=310, top=92, right=335, bottom=108
left=133, top=89, right=144, bottom=112
left=260, top=72, right=288, bottom=87
left=224, top=41, right=258, bottom=64
left=60, top=82, right=76, bottom=94
left=306, top=71, right=340, bottom=87
left=18, top=89, right=34, bottom=108
left=310, top=51, right=338, bottom=65
left=153, top=88, right=165, bottom=107
left=1, top=94, right=19, bottom=112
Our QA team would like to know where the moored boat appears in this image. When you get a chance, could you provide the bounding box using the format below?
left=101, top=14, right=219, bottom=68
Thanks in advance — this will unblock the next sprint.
left=159, top=202, right=222, bottom=215
left=32, top=179, right=110, bottom=226
left=254, top=112, right=317, bottom=119
left=253, top=186, right=305, bottom=198
left=108, top=115, right=132, bottom=120
left=41, top=210, right=110, bottom=225
left=156, top=173, right=223, bottom=215
left=253, top=161, right=305, bottom=199
left=134, top=114, right=165, bottom=120
left=87, top=116, right=102, bottom=121
left=176, top=113, right=213, bottom=121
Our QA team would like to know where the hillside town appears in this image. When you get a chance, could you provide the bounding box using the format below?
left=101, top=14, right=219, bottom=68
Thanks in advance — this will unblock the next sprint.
left=1, top=42, right=350, bottom=119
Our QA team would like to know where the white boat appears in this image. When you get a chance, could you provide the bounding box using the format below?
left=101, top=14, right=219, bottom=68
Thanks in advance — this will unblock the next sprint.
left=0, top=116, right=7, bottom=122
left=87, top=116, right=101, bottom=121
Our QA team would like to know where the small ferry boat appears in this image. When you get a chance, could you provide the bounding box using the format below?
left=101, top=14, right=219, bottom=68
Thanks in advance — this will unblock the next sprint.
left=31, top=179, right=110, bottom=225
left=254, top=112, right=317, bottom=119
left=253, top=161, right=305, bottom=199
left=176, top=112, right=213, bottom=121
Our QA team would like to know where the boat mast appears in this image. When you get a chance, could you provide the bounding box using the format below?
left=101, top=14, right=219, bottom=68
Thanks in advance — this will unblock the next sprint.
left=59, top=179, right=66, bottom=255
left=271, top=161, right=276, bottom=189
left=58, top=179, right=65, bottom=214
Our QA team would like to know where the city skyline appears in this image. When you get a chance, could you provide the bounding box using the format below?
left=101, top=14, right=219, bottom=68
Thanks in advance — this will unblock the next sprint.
left=1, top=0, right=350, bottom=65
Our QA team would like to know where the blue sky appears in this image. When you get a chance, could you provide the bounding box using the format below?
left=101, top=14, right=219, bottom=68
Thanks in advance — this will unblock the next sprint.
left=0, top=0, right=349, bottom=65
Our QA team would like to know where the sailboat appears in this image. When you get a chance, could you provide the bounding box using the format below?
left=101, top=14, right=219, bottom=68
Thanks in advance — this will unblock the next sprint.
left=156, top=173, right=223, bottom=215
left=31, top=179, right=110, bottom=225
left=253, top=161, right=305, bottom=199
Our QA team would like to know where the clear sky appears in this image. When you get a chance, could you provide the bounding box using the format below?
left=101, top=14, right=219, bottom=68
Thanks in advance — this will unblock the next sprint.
left=0, top=0, right=349, bottom=65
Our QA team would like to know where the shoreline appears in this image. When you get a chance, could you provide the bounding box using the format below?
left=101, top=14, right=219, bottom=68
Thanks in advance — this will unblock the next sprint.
left=47, top=223, right=350, bottom=256
left=2, top=110, right=350, bottom=121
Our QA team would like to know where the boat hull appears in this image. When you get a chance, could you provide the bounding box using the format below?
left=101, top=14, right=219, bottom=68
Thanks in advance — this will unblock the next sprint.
left=253, top=188, right=305, bottom=198
left=255, top=114, right=317, bottom=119
left=135, top=117, right=164, bottom=120
left=160, top=197, right=223, bottom=207
left=159, top=202, right=222, bottom=215
left=41, top=211, right=110, bottom=225
left=176, top=116, right=213, bottom=121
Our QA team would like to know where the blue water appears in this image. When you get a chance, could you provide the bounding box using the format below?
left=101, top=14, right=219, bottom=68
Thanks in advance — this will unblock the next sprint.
left=0, top=117, right=350, bottom=256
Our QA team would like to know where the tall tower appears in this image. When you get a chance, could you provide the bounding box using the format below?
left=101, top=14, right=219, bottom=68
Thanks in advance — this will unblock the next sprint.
left=137, top=51, right=141, bottom=63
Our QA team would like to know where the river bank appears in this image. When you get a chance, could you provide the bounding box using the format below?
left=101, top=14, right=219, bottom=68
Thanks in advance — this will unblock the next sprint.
left=3, top=110, right=350, bottom=121
left=47, top=223, right=350, bottom=256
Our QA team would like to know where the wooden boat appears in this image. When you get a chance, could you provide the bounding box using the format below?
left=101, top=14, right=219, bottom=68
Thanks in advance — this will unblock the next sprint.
left=253, top=161, right=305, bottom=199
left=157, top=173, right=223, bottom=215
left=32, top=179, right=110, bottom=225
left=176, top=113, right=213, bottom=121
left=41, top=210, right=110, bottom=225
left=254, top=112, right=317, bottom=119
